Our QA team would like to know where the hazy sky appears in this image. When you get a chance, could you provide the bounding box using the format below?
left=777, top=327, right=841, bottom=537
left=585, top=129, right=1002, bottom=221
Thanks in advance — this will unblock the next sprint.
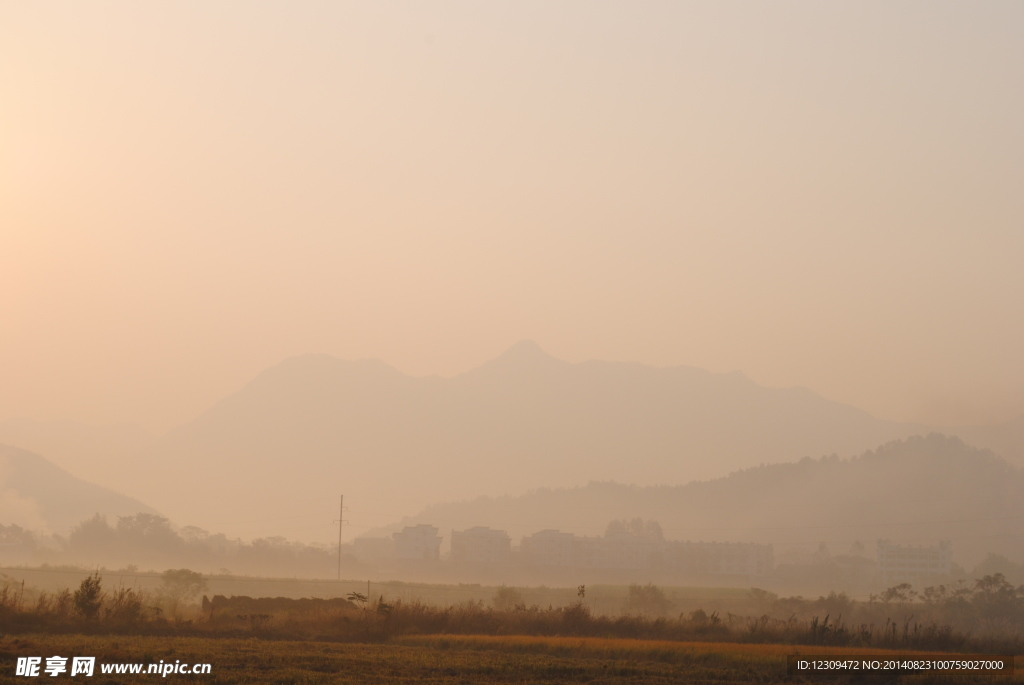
left=3, top=1, right=1023, bottom=433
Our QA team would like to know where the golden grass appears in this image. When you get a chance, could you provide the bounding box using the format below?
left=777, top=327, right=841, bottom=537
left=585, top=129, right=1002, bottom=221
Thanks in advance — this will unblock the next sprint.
left=399, top=633, right=1024, bottom=678
left=400, top=634, right=1024, bottom=685
left=1, top=633, right=1019, bottom=684
left=400, top=632, right=990, bottom=657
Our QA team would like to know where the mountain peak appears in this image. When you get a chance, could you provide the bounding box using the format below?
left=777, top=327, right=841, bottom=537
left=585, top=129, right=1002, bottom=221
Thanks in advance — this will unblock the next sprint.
left=485, top=340, right=563, bottom=368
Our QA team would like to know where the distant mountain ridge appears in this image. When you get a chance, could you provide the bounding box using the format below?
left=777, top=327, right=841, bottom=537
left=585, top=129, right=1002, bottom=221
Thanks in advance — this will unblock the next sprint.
left=135, top=341, right=960, bottom=541
left=368, top=435, right=1023, bottom=567
left=0, top=419, right=155, bottom=502
left=0, top=443, right=158, bottom=533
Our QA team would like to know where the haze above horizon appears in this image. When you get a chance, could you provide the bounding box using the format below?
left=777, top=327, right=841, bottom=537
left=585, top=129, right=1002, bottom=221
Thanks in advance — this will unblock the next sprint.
left=3, top=2, right=1023, bottom=432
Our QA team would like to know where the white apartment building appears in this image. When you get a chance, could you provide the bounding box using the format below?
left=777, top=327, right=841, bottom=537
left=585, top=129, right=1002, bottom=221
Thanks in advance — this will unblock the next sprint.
left=877, top=540, right=952, bottom=584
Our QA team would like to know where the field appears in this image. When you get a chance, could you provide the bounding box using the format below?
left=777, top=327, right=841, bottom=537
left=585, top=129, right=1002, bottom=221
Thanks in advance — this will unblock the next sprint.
left=4, top=569, right=1024, bottom=682
left=0, top=567, right=751, bottom=617
left=1, top=633, right=1020, bottom=684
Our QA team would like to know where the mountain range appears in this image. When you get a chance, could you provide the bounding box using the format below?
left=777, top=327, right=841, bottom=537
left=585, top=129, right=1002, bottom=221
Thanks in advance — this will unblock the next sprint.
left=0, top=342, right=1020, bottom=542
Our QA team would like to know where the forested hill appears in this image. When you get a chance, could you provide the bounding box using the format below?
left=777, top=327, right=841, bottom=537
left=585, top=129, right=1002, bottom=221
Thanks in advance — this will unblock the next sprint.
left=372, top=435, right=1022, bottom=567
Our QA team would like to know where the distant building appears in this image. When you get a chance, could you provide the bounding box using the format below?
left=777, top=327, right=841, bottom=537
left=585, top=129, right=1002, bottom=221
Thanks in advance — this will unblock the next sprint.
left=519, top=528, right=772, bottom=576
left=877, top=540, right=952, bottom=585
left=831, top=553, right=877, bottom=584
left=598, top=532, right=663, bottom=569
left=451, top=527, right=511, bottom=565
left=520, top=529, right=574, bottom=566
left=393, top=524, right=442, bottom=561
left=665, top=541, right=774, bottom=577
left=570, top=536, right=606, bottom=569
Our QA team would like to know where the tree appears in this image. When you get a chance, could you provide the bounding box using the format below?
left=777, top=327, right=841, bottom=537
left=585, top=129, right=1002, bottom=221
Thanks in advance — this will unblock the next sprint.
left=625, top=583, right=671, bottom=617
left=0, top=524, right=35, bottom=548
left=160, top=568, right=207, bottom=611
left=971, top=573, right=1022, bottom=623
left=880, top=582, right=917, bottom=604
left=346, top=592, right=369, bottom=613
left=68, top=515, right=116, bottom=556
left=118, top=514, right=179, bottom=549
left=74, top=572, right=104, bottom=620
left=492, top=585, right=524, bottom=611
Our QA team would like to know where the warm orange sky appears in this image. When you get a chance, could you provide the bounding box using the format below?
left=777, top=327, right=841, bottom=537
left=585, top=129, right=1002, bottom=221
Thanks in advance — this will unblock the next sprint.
left=2, top=2, right=1023, bottom=433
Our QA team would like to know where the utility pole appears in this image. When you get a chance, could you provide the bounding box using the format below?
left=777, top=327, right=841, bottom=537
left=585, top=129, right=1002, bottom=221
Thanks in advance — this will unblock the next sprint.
left=336, top=495, right=344, bottom=581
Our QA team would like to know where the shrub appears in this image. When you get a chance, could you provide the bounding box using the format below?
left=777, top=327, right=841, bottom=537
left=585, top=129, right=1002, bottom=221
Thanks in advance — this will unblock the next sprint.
left=74, top=572, right=104, bottom=620
left=161, top=569, right=207, bottom=604
left=625, top=583, right=671, bottom=617
left=492, top=585, right=525, bottom=611
left=106, top=585, right=144, bottom=624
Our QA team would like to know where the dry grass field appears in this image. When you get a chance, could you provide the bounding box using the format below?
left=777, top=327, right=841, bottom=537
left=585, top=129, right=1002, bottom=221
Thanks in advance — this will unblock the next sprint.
left=3, top=571, right=1023, bottom=682
left=1, top=633, right=1019, bottom=684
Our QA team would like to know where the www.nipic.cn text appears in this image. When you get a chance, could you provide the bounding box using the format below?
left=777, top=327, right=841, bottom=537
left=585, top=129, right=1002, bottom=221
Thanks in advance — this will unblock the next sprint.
left=16, top=656, right=212, bottom=677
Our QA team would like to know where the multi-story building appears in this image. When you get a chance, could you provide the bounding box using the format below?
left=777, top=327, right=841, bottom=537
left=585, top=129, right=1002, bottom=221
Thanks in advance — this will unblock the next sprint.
left=520, top=529, right=575, bottom=566
left=570, top=535, right=605, bottom=569
left=593, top=531, right=662, bottom=570
left=877, top=540, right=952, bottom=585
left=519, top=528, right=772, bottom=577
left=392, top=524, right=442, bottom=561
left=664, top=541, right=774, bottom=577
left=451, top=526, right=512, bottom=565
